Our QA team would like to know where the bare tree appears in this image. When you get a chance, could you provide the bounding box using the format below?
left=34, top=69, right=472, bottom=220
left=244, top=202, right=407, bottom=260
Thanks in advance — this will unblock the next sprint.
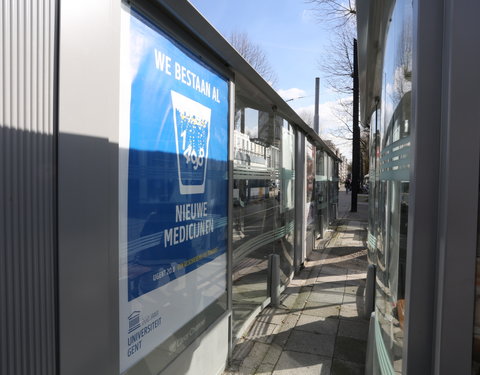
left=297, top=109, right=314, bottom=127
left=305, top=0, right=357, bottom=96
left=305, top=0, right=369, bottom=174
left=329, top=98, right=368, bottom=149
left=228, top=31, right=278, bottom=87
left=318, top=23, right=356, bottom=94
left=305, top=0, right=356, bottom=28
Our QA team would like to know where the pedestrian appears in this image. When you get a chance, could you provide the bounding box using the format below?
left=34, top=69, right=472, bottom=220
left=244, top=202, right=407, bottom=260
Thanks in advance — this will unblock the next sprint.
left=345, top=178, right=351, bottom=194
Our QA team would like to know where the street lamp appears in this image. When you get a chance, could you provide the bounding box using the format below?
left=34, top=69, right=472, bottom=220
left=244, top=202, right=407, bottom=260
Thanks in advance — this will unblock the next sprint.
left=285, top=96, right=306, bottom=102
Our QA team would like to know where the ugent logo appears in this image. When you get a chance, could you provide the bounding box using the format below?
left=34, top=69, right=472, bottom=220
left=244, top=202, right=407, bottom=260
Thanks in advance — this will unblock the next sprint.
left=128, top=311, right=141, bottom=333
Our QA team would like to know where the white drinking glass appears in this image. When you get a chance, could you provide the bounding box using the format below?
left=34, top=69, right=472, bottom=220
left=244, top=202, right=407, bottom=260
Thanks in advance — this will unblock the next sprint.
left=171, top=90, right=211, bottom=195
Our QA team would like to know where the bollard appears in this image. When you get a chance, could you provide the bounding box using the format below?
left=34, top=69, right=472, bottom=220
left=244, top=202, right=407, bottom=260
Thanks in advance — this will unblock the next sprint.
left=268, top=254, right=280, bottom=308
left=364, top=264, right=376, bottom=318
left=364, top=312, right=376, bottom=374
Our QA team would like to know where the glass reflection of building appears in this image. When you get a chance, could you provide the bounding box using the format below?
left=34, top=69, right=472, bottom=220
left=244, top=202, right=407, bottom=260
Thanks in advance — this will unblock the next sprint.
left=231, top=90, right=339, bottom=338
left=232, top=95, right=296, bottom=336
left=364, top=0, right=412, bottom=373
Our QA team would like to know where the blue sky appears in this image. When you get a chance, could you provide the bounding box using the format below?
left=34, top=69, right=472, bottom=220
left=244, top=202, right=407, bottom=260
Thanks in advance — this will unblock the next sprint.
left=188, top=0, right=352, bottom=159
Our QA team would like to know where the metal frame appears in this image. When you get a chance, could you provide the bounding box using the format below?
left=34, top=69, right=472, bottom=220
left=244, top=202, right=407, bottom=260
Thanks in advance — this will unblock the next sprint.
left=295, top=132, right=306, bottom=271
left=432, top=1, right=480, bottom=373
left=227, top=79, right=235, bottom=361
left=57, top=1, right=121, bottom=374
left=402, top=0, right=445, bottom=372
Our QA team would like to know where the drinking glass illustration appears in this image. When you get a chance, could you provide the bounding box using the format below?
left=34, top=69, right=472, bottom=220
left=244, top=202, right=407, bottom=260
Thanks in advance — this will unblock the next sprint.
left=171, top=90, right=211, bottom=195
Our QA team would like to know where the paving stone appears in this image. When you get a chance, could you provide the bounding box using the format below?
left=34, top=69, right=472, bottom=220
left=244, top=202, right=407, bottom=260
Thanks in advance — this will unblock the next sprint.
left=319, top=265, right=347, bottom=276
left=284, top=330, right=335, bottom=357
left=308, top=290, right=344, bottom=305
left=316, top=274, right=348, bottom=283
left=280, top=293, right=300, bottom=310
left=331, top=359, right=366, bottom=375
left=344, top=284, right=361, bottom=295
left=342, top=293, right=358, bottom=304
left=237, top=365, right=257, bottom=375
left=257, top=308, right=289, bottom=326
left=240, top=342, right=270, bottom=372
left=345, top=277, right=364, bottom=285
left=261, top=344, right=283, bottom=365
left=283, top=285, right=303, bottom=294
left=279, top=313, right=301, bottom=332
left=347, top=271, right=367, bottom=280
left=312, top=282, right=345, bottom=294
left=295, top=314, right=339, bottom=336
left=338, top=319, right=369, bottom=341
left=245, top=320, right=279, bottom=344
left=334, top=336, right=367, bottom=364
left=303, top=301, right=341, bottom=318
left=272, top=351, right=331, bottom=375
left=339, top=303, right=359, bottom=319
left=231, top=339, right=256, bottom=362
left=255, top=363, right=275, bottom=375
left=297, top=268, right=311, bottom=280
left=272, top=313, right=300, bottom=348
left=291, top=288, right=311, bottom=310
left=225, top=368, right=259, bottom=375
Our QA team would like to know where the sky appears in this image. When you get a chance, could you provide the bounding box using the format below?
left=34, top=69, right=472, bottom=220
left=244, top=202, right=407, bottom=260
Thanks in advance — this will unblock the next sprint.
left=188, top=0, right=352, bottom=160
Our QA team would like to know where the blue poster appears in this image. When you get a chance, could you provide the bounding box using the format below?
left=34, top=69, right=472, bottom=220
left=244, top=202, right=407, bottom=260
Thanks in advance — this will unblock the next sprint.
left=126, top=11, right=229, bottom=302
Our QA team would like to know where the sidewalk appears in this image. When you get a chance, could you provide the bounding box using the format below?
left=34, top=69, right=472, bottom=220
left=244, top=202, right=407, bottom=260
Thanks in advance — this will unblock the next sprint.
left=224, top=190, right=369, bottom=375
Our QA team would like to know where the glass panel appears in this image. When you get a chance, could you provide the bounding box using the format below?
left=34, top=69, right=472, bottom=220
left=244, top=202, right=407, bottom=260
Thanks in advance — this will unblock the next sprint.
left=371, top=0, right=412, bottom=373
left=305, top=141, right=316, bottom=254
left=232, top=94, right=295, bottom=336
left=315, top=150, right=339, bottom=238
left=368, top=109, right=380, bottom=264
left=315, top=150, right=328, bottom=236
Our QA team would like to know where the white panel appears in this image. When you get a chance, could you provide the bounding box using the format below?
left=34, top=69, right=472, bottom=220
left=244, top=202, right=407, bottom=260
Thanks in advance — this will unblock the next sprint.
left=161, top=316, right=229, bottom=375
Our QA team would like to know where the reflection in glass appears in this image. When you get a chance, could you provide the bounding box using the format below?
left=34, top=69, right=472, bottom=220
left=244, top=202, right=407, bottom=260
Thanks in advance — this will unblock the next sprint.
left=305, top=142, right=316, bottom=255
left=371, top=0, right=412, bottom=373
left=232, top=95, right=295, bottom=336
left=315, top=150, right=339, bottom=238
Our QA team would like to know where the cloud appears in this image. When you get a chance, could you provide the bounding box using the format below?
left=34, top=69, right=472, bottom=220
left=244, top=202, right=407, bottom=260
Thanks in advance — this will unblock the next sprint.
left=277, top=88, right=307, bottom=101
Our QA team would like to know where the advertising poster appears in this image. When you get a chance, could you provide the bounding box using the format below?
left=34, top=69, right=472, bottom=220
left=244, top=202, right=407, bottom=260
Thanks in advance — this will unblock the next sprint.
left=119, top=9, right=229, bottom=373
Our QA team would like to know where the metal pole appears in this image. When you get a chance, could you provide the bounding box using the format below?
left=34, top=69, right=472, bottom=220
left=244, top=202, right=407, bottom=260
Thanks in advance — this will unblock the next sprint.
left=351, top=39, right=360, bottom=212
left=268, top=254, right=280, bottom=307
left=314, top=77, right=320, bottom=134
left=364, top=264, right=376, bottom=318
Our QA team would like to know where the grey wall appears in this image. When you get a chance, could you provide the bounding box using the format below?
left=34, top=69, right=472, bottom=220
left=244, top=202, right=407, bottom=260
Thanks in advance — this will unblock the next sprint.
left=433, top=0, right=480, bottom=373
left=57, top=0, right=121, bottom=374
left=0, top=1, right=58, bottom=375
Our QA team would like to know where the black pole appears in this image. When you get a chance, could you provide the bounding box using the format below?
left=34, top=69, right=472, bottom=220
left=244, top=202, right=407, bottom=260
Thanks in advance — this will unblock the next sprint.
left=351, top=38, right=360, bottom=212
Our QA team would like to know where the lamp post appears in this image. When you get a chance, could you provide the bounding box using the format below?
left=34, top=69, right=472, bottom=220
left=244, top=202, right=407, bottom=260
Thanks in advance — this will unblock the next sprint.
left=285, top=96, right=306, bottom=102
left=314, top=77, right=320, bottom=134
left=351, top=38, right=360, bottom=212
